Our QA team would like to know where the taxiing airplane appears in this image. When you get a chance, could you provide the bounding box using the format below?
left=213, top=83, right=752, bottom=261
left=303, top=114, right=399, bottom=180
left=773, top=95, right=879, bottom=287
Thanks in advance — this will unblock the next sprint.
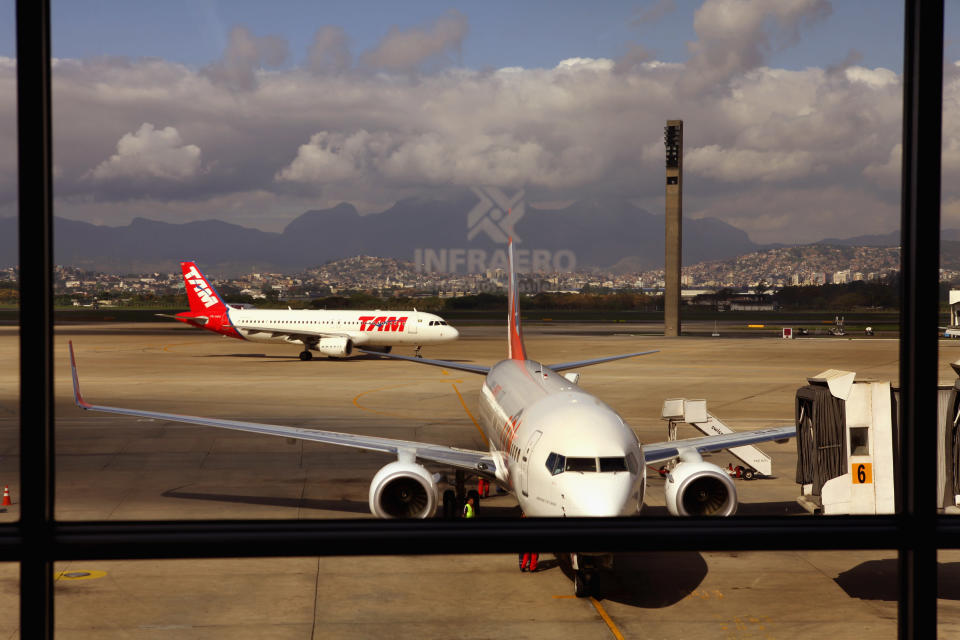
left=158, top=261, right=458, bottom=360
left=70, top=241, right=796, bottom=597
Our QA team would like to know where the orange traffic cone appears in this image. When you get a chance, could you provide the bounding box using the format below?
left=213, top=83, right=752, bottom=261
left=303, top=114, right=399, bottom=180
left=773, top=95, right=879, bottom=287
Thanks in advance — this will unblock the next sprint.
left=2, top=486, right=10, bottom=506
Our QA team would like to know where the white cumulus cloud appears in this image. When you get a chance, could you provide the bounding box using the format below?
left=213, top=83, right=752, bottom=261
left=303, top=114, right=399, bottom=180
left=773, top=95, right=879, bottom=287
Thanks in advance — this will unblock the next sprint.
left=90, top=123, right=202, bottom=182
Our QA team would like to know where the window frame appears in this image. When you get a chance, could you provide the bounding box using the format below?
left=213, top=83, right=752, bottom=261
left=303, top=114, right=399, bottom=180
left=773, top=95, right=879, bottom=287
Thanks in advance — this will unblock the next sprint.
left=10, top=2, right=951, bottom=638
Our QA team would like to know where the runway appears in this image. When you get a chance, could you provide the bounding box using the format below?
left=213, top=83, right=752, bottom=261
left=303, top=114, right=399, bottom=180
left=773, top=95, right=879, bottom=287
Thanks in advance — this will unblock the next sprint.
left=0, top=322, right=957, bottom=637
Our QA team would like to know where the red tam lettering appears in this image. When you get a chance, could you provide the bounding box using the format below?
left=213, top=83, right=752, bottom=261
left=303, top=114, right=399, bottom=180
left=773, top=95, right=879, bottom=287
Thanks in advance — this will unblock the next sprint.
left=372, top=316, right=388, bottom=331
left=358, top=316, right=374, bottom=331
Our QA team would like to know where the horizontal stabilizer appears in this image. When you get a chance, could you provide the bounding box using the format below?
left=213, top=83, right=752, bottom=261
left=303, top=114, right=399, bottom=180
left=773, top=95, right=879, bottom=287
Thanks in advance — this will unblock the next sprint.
left=356, top=349, right=490, bottom=374
left=547, top=350, right=658, bottom=372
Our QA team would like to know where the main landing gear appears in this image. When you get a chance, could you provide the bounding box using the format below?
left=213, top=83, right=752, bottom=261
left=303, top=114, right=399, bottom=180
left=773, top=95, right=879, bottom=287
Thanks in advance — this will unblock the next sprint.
left=299, top=350, right=313, bottom=361
left=440, top=470, right=481, bottom=519
left=415, top=345, right=423, bottom=358
left=574, top=570, right=594, bottom=598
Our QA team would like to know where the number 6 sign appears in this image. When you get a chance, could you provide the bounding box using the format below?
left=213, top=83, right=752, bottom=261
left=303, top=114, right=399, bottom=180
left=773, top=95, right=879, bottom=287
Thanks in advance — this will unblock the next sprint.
left=853, top=463, right=873, bottom=484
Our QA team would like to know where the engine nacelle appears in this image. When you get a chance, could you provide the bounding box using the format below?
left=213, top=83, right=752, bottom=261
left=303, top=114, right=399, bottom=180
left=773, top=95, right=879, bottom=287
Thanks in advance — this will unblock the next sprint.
left=316, top=337, right=352, bottom=357
left=369, top=461, right=439, bottom=519
left=664, top=460, right=738, bottom=516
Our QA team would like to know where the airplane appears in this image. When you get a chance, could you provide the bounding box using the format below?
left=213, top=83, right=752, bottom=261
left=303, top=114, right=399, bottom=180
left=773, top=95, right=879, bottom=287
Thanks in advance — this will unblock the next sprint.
left=69, top=240, right=796, bottom=597
left=157, top=261, right=458, bottom=360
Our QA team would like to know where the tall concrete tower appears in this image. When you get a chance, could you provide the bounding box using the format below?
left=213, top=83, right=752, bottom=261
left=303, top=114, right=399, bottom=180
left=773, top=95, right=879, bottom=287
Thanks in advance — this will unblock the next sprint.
left=664, top=120, right=683, bottom=337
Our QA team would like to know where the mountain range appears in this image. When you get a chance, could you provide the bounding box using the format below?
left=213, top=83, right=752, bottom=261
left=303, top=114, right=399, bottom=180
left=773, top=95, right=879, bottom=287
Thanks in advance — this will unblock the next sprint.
left=0, top=192, right=928, bottom=275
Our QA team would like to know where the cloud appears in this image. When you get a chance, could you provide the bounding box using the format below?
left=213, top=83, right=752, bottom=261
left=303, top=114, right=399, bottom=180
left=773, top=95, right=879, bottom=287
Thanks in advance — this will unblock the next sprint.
left=613, top=45, right=654, bottom=74
left=89, top=123, right=202, bottom=182
left=0, top=7, right=945, bottom=247
left=360, top=10, right=468, bottom=72
left=276, top=130, right=390, bottom=183
left=632, top=0, right=677, bottom=26
left=202, top=26, right=289, bottom=90
left=686, top=145, right=818, bottom=182
left=681, top=0, right=832, bottom=95
left=307, top=26, right=352, bottom=74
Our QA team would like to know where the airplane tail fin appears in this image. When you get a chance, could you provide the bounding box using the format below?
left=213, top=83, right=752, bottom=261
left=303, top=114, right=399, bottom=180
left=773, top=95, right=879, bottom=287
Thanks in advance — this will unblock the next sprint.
left=181, top=261, right=227, bottom=315
left=507, top=238, right=527, bottom=361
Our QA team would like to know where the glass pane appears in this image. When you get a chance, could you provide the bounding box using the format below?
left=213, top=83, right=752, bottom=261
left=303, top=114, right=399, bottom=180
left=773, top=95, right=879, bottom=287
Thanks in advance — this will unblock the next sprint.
left=50, top=553, right=898, bottom=636
left=940, top=549, right=960, bottom=636
left=50, top=2, right=906, bottom=523
left=0, top=0, right=17, bottom=525
left=943, top=0, right=960, bottom=516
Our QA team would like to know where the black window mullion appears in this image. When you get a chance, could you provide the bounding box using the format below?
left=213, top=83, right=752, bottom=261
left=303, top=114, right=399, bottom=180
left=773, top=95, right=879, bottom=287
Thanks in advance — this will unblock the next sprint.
left=899, top=0, right=944, bottom=638
left=16, top=0, right=55, bottom=638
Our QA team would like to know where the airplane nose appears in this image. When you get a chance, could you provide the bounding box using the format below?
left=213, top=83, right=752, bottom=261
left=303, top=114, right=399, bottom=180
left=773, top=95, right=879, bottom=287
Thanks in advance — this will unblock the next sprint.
left=449, top=326, right=459, bottom=340
left=561, top=475, right=637, bottom=517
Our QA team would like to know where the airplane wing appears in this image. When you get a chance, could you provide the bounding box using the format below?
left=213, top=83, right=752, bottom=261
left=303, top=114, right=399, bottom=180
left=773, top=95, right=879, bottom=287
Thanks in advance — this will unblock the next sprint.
left=642, top=425, right=797, bottom=465
left=231, top=324, right=352, bottom=341
left=356, top=349, right=490, bottom=375
left=546, top=350, right=659, bottom=372
left=69, top=342, right=496, bottom=475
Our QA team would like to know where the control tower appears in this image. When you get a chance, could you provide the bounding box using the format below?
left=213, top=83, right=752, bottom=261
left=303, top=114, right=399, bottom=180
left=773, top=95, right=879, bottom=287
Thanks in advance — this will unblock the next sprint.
left=664, top=120, right=683, bottom=337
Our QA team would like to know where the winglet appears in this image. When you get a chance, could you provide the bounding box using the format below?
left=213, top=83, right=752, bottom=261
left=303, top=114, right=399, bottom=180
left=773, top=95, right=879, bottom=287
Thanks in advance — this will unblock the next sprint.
left=507, top=236, right=527, bottom=361
left=68, top=341, right=92, bottom=410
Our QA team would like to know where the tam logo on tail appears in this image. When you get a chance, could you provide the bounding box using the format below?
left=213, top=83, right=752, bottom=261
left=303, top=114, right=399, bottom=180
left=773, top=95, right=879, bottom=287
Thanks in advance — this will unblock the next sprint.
left=184, top=265, right=219, bottom=308
left=182, top=264, right=221, bottom=309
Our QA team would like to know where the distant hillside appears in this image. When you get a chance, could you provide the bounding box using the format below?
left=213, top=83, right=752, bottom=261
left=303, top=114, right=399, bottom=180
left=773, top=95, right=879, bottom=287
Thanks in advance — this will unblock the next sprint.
left=0, top=192, right=762, bottom=274
left=4, top=193, right=955, bottom=276
left=679, top=244, right=900, bottom=288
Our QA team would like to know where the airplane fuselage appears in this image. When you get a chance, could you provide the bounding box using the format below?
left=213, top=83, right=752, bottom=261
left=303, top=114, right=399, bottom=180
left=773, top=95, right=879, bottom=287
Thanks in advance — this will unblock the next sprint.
left=178, top=308, right=458, bottom=348
left=477, top=359, right=646, bottom=517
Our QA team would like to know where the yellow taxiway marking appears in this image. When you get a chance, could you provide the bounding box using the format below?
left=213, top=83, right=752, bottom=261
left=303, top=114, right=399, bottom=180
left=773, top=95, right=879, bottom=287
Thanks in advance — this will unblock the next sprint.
left=589, top=597, right=626, bottom=640
left=451, top=382, right=488, bottom=447
left=54, top=570, right=107, bottom=581
left=553, top=595, right=626, bottom=639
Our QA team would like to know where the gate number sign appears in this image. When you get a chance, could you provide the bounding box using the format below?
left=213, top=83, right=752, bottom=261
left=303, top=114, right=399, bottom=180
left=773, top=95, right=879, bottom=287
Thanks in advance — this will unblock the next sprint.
left=853, top=463, right=873, bottom=484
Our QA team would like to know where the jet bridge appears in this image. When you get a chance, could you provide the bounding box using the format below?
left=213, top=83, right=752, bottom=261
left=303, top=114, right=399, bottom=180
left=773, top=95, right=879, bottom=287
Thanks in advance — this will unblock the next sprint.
left=661, top=398, right=774, bottom=477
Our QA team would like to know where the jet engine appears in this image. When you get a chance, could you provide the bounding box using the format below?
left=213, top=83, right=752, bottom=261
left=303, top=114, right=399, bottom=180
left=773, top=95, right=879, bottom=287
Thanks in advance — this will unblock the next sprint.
left=664, top=460, right=737, bottom=516
left=316, top=337, right=353, bottom=357
left=369, top=461, right=439, bottom=519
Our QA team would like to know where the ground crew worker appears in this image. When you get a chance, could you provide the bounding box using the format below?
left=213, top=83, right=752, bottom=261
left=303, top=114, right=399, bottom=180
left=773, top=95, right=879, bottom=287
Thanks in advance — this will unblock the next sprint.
left=520, top=552, right=539, bottom=572
left=518, top=512, right=538, bottom=571
left=462, top=496, right=475, bottom=519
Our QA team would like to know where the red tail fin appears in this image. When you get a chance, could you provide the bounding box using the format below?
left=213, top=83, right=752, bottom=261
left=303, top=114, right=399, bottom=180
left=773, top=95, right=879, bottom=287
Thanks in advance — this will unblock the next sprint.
left=507, top=238, right=527, bottom=360
left=181, top=262, right=227, bottom=314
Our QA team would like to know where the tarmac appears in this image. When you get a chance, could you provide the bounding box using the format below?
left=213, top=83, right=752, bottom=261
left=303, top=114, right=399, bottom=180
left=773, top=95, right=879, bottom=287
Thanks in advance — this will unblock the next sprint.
left=0, top=321, right=957, bottom=638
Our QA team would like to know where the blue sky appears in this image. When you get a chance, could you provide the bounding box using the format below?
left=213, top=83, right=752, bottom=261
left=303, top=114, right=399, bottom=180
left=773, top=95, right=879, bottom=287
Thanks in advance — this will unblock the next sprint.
left=0, top=1, right=946, bottom=71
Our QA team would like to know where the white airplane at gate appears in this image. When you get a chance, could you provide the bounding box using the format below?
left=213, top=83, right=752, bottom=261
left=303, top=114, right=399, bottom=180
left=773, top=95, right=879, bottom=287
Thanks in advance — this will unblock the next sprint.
left=158, top=261, right=458, bottom=360
left=69, top=240, right=796, bottom=597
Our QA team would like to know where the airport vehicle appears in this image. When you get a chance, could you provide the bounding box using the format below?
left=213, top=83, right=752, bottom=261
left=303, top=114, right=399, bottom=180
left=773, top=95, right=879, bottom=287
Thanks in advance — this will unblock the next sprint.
left=69, top=241, right=795, bottom=597
left=158, top=261, right=458, bottom=360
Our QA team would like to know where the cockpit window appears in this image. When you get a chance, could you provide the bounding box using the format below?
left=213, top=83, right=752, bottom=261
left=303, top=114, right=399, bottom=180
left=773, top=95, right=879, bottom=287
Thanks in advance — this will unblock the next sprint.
left=599, top=457, right=628, bottom=472
left=564, top=457, right=597, bottom=472
left=545, top=452, right=565, bottom=475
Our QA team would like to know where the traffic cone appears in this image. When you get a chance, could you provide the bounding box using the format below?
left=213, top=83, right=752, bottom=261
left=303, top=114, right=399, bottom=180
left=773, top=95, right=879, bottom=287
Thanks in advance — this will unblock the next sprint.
left=2, top=486, right=10, bottom=506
